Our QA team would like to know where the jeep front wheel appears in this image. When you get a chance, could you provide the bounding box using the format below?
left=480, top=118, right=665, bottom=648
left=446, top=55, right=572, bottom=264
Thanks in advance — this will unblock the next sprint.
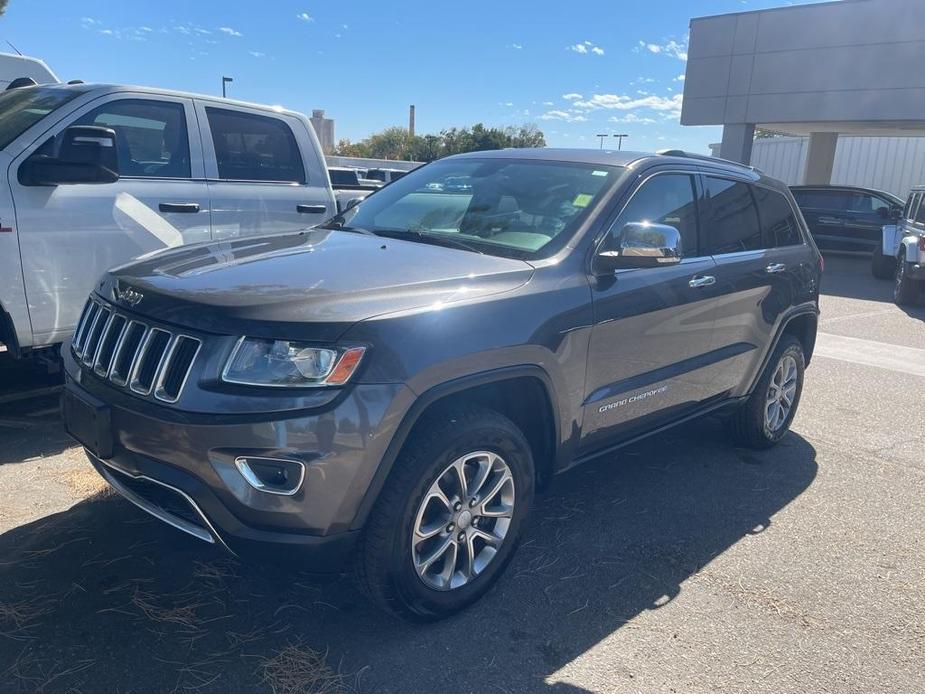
left=355, top=408, right=534, bottom=620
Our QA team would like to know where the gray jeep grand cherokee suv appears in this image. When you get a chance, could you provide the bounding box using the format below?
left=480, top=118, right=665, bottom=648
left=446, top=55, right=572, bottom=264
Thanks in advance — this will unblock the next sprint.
left=62, top=149, right=822, bottom=619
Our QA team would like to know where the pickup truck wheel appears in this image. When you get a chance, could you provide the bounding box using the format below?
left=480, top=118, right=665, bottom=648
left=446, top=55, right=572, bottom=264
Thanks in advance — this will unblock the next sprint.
left=894, top=252, right=920, bottom=306
left=728, top=335, right=805, bottom=449
left=354, top=408, right=534, bottom=620
left=871, top=249, right=896, bottom=280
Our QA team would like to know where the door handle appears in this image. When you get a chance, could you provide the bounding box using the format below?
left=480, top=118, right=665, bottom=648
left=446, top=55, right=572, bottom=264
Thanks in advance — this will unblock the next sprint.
left=158, top=202, right=200, bottom=214
left=765, top=263, right=787, bottom=274
left=818, top=216, right=842, bottom=225
left=688, top=275, right=716, bottom=288
left=297, top=204, right=327, bottom=214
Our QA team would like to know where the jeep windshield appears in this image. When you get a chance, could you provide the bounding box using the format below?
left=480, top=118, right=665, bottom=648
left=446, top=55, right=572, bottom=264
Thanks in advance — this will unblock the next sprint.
left=323, top=157, right=623, bottom=259
left=0, top=85, right=90, bottom=150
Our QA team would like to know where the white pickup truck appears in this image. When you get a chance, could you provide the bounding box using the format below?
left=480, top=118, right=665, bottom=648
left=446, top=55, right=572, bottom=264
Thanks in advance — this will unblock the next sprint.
left=0, top=82, right=345, bottom=358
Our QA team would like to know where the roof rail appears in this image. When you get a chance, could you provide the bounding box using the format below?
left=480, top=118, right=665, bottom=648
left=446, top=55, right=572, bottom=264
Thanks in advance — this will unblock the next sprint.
left=656, top=149, right=762, bottom=174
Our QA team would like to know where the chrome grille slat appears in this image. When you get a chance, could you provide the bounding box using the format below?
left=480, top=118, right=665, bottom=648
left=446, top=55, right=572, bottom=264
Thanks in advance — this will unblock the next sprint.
left=71, top=298, right=201, bottom=403
left=82, top=307, right=112, bottom=366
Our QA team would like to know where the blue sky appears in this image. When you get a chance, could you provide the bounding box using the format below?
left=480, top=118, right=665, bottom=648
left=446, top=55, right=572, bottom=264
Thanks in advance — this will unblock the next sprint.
left=1, top=1, right=827, bottom=153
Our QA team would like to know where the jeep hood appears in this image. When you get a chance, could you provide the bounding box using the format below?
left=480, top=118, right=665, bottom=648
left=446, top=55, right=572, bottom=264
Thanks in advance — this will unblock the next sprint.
left=98, top=229, right=534, bottom=341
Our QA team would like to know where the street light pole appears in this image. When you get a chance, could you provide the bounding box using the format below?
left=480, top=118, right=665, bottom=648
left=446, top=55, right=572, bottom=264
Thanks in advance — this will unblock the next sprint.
left=596, top=133, right=608, bottom=149
left=222, top=76, right=234, bottom=98
left=613, top=133, right=629, bottom=150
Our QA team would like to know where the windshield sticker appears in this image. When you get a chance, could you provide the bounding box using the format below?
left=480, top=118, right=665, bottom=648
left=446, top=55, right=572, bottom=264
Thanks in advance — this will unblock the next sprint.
left=573, top=193, right=594, bottom=208
left=591, top=170, right=609, bottom=177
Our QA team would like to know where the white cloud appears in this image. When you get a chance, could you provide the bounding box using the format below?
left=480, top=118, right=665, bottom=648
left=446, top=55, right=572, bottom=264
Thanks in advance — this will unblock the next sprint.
left=81, top=17, right=100, bottom=26
left=675, top=74, right=686, bottom=82
left=567, top=40, right=605, bottom=56
left=572, top=92, right=683, bottom=114
left=249, top=51, right=266, bottom=58
left=636, top=39, right=688, bottom=61
left=609, top=113, right=656, bottom=124
left=219, top=27, right=243, bottom=37
left=296, top=12, right=314, bottom=22
left=539, top=110, right=588, bottom=123
left=510, top=43, right=523, bottom=50
left=562, top=93, right=583, bottom=100
left=542, top=101, right=555, bottom=106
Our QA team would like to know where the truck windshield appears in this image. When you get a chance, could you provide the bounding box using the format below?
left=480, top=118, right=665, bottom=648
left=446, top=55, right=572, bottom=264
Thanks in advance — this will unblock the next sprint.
left=0, top=86, right=87, bottom=150
left=325, top=158, right=623, bottom=259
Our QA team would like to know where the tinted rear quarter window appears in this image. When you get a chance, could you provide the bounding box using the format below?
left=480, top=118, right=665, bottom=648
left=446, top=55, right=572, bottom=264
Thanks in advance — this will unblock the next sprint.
left=206, top=107, right=305, bottom=183
left=703, top=177, right=762, bottom=254
left=753, top=186, right=803, bottom=247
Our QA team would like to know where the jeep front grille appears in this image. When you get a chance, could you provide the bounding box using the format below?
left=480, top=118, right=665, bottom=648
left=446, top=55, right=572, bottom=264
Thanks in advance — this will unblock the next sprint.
left=72, top=298, right=201, bottom=403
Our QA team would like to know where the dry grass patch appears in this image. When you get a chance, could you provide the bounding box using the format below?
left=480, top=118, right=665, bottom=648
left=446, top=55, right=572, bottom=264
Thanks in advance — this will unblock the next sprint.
left=61, top=464, right=111, bottom=498
left=258, top=642, right=354, bottom=694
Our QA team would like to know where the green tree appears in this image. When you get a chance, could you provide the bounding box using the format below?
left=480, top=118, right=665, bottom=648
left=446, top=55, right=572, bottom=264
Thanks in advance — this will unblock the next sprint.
left=333, top=122, right=546, bottom=162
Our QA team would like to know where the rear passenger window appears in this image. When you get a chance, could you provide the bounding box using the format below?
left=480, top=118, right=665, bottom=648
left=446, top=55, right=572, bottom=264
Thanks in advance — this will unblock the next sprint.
left=702, top=177, right=762, bottom=254
left=206, top=107, right=305, bottom=183
left=753, top=187, right=802, bottom=247
left=612, top=173, right=699, bottom=257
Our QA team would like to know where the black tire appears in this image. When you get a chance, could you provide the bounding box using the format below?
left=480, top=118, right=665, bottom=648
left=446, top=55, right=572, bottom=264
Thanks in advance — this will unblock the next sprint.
left=894, top=252, right=920, bottom=306
left=354, top=407, right=535, bottom=620
left=871, top=249, right=896, bottom=280
left=728, top=334, right=805, bottom=449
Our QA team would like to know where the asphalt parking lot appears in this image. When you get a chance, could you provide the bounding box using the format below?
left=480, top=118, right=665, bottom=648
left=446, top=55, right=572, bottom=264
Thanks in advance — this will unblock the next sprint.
left=0, top=254, right=923, bottom=694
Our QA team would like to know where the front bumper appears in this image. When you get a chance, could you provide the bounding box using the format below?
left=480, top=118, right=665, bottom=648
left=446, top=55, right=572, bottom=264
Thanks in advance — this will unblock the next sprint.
left=62, top=348, right=414, bottom=570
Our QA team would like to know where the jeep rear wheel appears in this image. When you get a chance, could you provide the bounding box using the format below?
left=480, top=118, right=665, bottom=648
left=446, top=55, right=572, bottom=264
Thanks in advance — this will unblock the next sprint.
left=728, top=335, right=805, bottom=449
left=354, top=407, right=534, bottom=620
left=894, top=252, right=920, bottom=305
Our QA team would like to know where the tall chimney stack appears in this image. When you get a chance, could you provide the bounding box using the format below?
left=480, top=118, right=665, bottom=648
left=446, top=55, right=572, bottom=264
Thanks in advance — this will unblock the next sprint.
left=409, top=104, right=416, bottom=138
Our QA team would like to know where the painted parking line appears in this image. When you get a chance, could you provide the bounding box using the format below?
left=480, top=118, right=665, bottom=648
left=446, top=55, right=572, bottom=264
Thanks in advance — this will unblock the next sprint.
left=814, top=332, right=925, bottom=378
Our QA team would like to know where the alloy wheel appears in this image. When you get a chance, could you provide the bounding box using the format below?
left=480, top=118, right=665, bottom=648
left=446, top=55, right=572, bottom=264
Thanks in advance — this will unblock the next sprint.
left=765, top=354, right=798, bottom=432
left=411, top=451, right=515, bottom=591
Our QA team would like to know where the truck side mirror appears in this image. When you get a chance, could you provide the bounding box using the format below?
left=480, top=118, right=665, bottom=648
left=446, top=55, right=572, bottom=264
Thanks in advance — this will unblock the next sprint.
left=19, top=126, right=120, bottom=186
left=594, top=222, right=683, bottom=273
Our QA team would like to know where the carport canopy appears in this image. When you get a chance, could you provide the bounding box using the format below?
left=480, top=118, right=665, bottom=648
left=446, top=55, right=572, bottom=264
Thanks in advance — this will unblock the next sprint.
left=681, top=0, right=925, bottom=184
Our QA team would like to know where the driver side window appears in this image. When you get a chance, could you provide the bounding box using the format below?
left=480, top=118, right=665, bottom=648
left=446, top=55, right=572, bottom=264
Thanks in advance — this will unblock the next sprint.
left=73, top=99, right=191, bottom=179
left=609, top=173, right=699, bottom=257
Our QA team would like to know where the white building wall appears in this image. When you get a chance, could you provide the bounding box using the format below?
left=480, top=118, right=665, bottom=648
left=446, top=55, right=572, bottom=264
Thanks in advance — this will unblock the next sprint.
left=712, top=136, right=925, bottom=197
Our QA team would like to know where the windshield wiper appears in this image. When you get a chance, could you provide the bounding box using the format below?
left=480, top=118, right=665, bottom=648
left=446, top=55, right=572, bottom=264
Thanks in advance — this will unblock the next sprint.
left=373, top=228, right=484, bottom=255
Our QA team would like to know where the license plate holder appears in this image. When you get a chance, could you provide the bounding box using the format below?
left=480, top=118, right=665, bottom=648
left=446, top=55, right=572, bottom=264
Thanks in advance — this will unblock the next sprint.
left=63, top=388, right=113, bottom=459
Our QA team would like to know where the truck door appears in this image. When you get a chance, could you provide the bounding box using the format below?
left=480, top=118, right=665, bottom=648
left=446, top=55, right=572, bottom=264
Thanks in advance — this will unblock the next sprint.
left=195, top=103, right=334, bottom=240
left=9, top=94, right=210, bottom=347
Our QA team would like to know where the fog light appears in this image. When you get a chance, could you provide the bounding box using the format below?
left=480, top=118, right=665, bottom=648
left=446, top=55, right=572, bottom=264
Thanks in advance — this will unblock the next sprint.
left=234, top=456, right=305, bottom=496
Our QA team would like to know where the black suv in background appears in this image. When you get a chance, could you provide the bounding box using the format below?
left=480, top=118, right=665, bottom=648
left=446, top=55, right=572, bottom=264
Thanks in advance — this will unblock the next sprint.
left=62, top=149, right=822, bottom=620
left=791, top=184, right=903, bottom=253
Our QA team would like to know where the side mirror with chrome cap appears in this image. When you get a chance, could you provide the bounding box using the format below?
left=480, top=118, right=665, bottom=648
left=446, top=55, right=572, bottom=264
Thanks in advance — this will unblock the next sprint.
left=594, top=222, right=683, bottom=273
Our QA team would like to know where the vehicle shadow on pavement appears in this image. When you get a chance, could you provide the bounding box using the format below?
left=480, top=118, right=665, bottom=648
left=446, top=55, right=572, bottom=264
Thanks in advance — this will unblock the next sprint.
left=819, top=254, right=925, bottom=315
left=0, top=418, right=817, bottom=693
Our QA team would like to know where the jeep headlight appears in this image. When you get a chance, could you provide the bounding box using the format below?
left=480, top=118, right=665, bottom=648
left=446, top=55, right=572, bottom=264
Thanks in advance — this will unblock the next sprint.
left=222, top=338, right=365, bottom=387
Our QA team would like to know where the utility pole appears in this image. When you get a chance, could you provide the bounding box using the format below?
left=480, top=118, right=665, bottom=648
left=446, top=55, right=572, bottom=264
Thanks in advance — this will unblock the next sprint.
left=613, top=133, right=629, bottom=150
left=596, top=133, right=608, bottom=149
left=409, top=105, right=416, bottom=138
left=222, top=76, right=233, bottom=98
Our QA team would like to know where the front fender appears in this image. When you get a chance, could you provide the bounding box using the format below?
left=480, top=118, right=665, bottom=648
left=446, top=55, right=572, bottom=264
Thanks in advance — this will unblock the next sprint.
left=900, top=234, right=923, bottom=264
left=881, top=224, right=901, bottom=256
